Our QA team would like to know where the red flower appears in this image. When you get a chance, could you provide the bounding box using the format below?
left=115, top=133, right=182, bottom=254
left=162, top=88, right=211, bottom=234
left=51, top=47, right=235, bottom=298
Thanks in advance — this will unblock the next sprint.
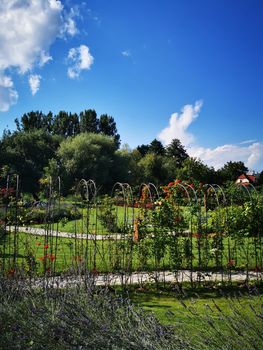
left=7, top=268, right=16, bottom=276
left=192, top=233, right=201, bottom=238
left=44, top=244, right=49, bottom=249
left=49, top=254, right=56, bottom=261
left=227, top=259, right=235, bottom=267
left=73, top=255, right=82, bottom=262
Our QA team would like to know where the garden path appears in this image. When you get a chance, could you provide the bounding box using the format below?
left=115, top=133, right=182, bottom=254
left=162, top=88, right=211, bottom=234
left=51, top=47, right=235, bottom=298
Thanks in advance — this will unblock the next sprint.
left=30, top=270, right=261, bottom=288
left=9, top=226, right=124, bottom=240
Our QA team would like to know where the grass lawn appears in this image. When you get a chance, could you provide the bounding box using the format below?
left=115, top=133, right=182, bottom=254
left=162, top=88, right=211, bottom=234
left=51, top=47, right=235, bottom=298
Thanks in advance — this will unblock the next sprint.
left=1, top=230, right=262, bottom=275
left=128, top=285, right=263, bottom=349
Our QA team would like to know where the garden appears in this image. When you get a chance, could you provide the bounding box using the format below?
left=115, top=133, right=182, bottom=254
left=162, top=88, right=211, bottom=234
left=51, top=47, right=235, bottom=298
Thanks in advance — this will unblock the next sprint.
left=0, top=175, right=262, bottom=349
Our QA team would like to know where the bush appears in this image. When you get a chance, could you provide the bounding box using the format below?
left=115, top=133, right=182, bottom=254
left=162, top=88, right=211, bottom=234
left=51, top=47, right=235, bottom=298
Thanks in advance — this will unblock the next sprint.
left=2, top=205, right=82, bottom=225
left=0, top=278, right=187, bottom=350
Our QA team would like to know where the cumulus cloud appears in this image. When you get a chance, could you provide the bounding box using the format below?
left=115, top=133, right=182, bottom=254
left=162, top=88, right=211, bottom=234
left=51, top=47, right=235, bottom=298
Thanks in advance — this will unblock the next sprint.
left=188, top=143, right=263, bottom=170
left=0, top=74, right=18, bottom=112
left=0, top=0, right=64, bottom=73
left=67, top=45, right=94, bottom=79
left=158, top=101, right=263, bottom=171
left=0, top=0, right=78, bottom=111
left=29, top=74, right=41, bottom=96
left=158, top=100, right=203, bottom=146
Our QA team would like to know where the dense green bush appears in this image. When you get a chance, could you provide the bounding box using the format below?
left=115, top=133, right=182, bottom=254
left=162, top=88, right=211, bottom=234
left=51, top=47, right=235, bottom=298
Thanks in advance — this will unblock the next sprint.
left=1, top=205, right=82, bottom=225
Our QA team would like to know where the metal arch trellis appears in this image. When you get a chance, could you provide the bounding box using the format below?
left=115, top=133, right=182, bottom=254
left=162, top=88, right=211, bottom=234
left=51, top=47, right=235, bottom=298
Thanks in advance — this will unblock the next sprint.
left=0, top=174, right=20, bottom=274
left=201, top=184, right=228, bottom=282
left=172, top=182, right=199, bottom=285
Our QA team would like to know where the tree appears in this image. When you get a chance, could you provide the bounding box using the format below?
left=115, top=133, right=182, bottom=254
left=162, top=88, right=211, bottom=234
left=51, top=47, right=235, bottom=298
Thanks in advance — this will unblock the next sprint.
left=177, top=157, right=216, bottom=183
left=165, top=139, right=189, bottom=167
left=218, top=161, right=248, bottom=183
left=57, top=133, right=116, bottom=190
left=137, top=144, right=150, bottom=157
left=79, top=109, right=98, bottom=133
left=138, top=153, right=167, bottom=185
left=98, top=114, right=120, bottom=148
left=149, top=139, right=165, bottom=155
left=15, top=111, right=52, bottom=132
left=0, top=130, right=60, bottom=194
left=53, top=111, right=79, bottom=137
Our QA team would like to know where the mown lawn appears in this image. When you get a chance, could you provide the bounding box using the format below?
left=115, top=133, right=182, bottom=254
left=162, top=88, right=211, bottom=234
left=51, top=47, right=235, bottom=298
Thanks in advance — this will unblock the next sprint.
left=128, top=286, right=263, bottom=349
left=0, top=230, right=262, bottom=275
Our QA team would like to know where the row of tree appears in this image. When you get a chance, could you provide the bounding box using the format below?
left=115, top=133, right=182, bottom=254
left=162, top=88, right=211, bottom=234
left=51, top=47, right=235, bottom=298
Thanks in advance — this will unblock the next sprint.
left=14, top=110, right=120, bottom=148
left=0, top=109, right=262, bottom=195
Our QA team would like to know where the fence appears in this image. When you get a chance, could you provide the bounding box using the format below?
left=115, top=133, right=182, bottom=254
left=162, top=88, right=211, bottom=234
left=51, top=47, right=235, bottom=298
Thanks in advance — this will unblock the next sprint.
left=0, top=175, right=262, bottom=287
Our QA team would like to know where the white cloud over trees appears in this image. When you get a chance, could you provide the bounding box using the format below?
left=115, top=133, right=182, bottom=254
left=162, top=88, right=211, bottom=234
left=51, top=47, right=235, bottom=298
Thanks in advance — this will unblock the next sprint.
left=158, top=101, right=263, bottom=171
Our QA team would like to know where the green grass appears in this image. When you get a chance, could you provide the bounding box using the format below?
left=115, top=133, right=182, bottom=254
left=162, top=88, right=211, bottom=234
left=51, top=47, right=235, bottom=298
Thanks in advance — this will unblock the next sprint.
left=31, top=205, right=137, bottom=235
left=129, top=287, right=263, bottom=326
left=128, top=286, right=263, bottom=349
left=1, top=230, right=262, bottom=275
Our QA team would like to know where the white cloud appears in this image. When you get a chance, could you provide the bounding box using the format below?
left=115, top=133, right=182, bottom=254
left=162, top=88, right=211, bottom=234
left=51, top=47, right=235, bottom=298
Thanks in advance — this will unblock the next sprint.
left=122, top=50, right=131, bottom=57
left=239, top=139, right=257, bottom=145
left=0, top=0, right=64, bottom=73
left=158, top=101, right=263, bottom=171
left=158, top=100, right=203, bottom=146
left=0, top=0, right=78, bottom=111
left=0, top=74, right=18, bottom=112
left=29, top=74, right=41, bottom=96
left=67, top=45, right=94, bottom=79
left=64, top=17, right=78, bottom=36
left=188, top=143, right=263, bottom=170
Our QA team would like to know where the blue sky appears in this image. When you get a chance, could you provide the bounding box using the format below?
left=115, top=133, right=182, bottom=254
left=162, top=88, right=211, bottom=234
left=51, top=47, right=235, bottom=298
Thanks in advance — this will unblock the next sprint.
left=0, top=0, right=263, bottom=170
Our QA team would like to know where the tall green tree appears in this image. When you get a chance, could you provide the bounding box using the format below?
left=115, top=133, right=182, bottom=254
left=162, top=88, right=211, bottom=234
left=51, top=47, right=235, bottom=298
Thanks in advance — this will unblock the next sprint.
left=79, top=109, right=98, bottom=133
left=53, top=111, right=79, bottom=137
left=57, top=133, right=116, bottom=190
left=0, top=130, right=60, bottom=194
left=177, top=157, right=216, bottom=183
left=137, top=144, right=150, bottom=157
left=15, top=111, right=53, bottom=133
left=218, top=161, right=248, bottom=183
left=149, top=139, right=165, bottom=155
left=98, top=114, right=120, bottom=148
left=138, top=153, right=167, bottom=185
left=165, top=138, right=189, bottom=167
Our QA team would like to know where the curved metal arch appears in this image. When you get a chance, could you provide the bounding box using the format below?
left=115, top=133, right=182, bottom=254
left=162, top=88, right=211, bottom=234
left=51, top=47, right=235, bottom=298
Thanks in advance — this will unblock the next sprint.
left=121, top=183, right=134, bottom=205
left=138, top=183, right=155, bottom=204
left=86, top=179, right=97, bottom=203
left=76, top=178, right=89, bottom=200
left=172, top=182, right=191, bottom=204
left=203, top=184, right=220, bottom=208
left=111, top=182, right=127, bottom=204
left=185, top=184, right=198, bottom=204
left=148, top=182, right=160, bottom=200
left=211, top=183, right=227, bottom=206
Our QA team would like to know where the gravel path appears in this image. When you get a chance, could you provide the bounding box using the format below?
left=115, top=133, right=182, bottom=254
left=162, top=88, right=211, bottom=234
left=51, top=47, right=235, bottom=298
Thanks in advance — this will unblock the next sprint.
left=9, top=226, right=125, bottom=240
left=28, top=269, right=262, bottom=289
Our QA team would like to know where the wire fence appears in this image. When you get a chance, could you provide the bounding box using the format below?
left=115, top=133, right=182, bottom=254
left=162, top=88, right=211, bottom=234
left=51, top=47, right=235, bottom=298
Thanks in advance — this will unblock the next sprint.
left=0, top=175, right=262, bottom=287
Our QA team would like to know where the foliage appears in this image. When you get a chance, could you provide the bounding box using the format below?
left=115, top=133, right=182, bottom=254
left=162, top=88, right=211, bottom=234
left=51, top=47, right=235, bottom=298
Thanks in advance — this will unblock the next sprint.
left=57, top=133, right=116, bottom=190
left=0, top=279, right=184, bottom=350
left=218, top=161, right=248, bottom=183
left=165, top=138, right=189, bottom=167
left=0, top=130, right=61, bottom=194
left=97, top=196, right=119, bottom=233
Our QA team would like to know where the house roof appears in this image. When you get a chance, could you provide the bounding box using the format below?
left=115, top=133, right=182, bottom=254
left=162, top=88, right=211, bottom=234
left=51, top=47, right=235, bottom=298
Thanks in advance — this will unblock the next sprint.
left=236, top=174, right=256, bottom=183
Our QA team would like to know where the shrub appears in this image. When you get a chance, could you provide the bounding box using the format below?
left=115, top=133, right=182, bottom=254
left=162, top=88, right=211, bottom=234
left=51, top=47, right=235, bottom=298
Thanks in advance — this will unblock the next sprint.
left=0, top=278, right=188, bottom=350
